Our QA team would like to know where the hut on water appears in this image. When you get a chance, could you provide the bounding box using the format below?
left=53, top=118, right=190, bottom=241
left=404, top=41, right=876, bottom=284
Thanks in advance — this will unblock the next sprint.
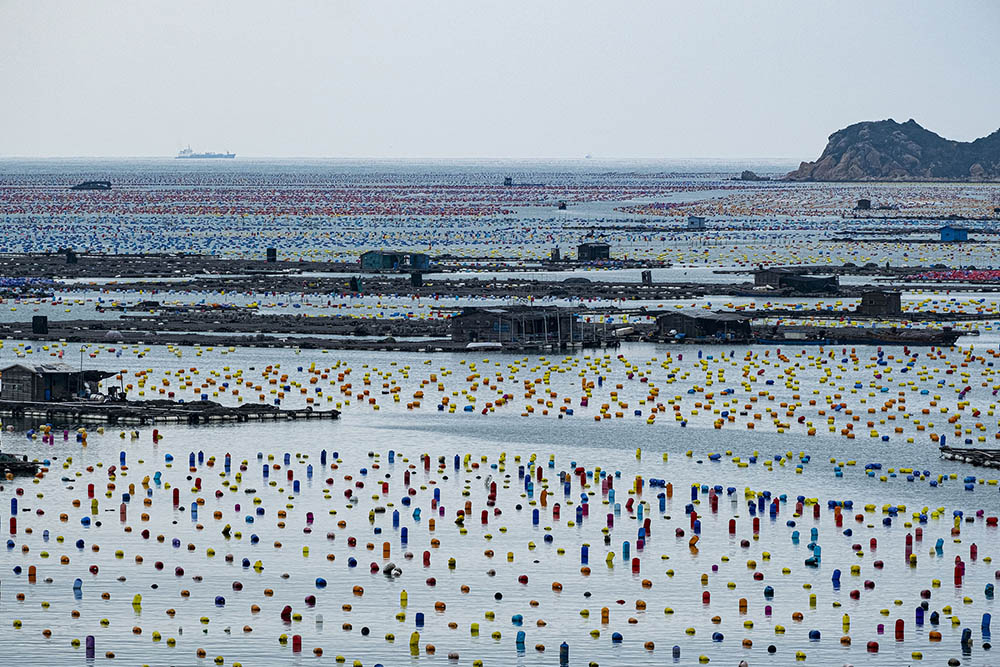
left=857, top=289, right=902, bottom=317
left=656, top=310, right=752, bottom=341
left=359, top=250, right=430, bottom=272
left=939, top=225, right=968, bottom=243
left=754, top=267, right=839, bottom=293
left=0, top=363, right=115, bottom=402
left=577, top=242, right=610, bottom=261
left=449, top=306, right=602, bottom=346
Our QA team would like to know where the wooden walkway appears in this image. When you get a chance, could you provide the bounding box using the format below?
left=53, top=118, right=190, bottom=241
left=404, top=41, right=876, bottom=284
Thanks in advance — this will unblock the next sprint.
left=0, top=399, right=339, bottom=426
left=940, top=445, right=1000, bottom=469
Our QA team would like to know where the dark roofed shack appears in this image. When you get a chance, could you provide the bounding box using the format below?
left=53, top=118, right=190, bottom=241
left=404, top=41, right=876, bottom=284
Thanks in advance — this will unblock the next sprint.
left=359, top=250, right=431, bottom=272
left=656, top=311, right=752, bottom=342
left=360, top=250, right=406, bottom=271
left=754, top=267, right=793, bottom=288
left=780, top=274, right=839, bottom=293
left=754, top=268, right=839, bottom=293
left=857, top=290, right=902, bottom=317
left=449, top=306, right=605, bottom=348
left=0, top=363, right=115, bottom=402
left=577, top=242, right=610, bottom=262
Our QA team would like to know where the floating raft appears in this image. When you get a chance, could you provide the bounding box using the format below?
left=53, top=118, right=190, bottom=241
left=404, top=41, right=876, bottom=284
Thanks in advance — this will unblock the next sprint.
left=940, top=445, right=1000, bottom=469
left=0, top=453, right=41, bottom=476
left=0, top=399, right=339, bottom=426
left=753, top=326, right=961, bottom=347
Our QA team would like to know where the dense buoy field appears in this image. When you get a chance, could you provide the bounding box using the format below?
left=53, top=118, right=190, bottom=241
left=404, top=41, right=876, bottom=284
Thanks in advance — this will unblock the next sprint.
left=2, top=158, right=1000, bottom=267
left=1, top=159, right=999, bottom=665
left=1, top=341, right=998, bottom=665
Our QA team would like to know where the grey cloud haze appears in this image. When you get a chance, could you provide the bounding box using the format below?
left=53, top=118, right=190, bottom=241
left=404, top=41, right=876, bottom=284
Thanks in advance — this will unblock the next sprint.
left=1, top=0, right=998, bottom=159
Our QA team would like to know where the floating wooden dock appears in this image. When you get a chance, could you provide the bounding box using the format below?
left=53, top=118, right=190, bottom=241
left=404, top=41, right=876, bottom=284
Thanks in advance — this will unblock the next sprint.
left=940, top=445, right=1000, bottom=469
left=0, top=454, right=41, bottom=476
left=0, top=399, right=340, bottom=426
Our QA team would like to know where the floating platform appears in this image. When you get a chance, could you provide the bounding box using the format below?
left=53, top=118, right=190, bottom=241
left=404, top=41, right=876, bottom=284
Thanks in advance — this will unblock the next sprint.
left=940, top=445, right=1000, bottom=469
left=0, top=452, right=41, bottom=476
left=752, top=326, right=960, bottom=347
left=0, top=399, right=339, bottom=426
left=69, top=180, right=111, bottom=191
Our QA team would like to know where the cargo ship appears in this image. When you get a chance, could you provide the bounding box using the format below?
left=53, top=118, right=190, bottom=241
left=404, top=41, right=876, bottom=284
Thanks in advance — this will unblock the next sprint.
left=177, top=147, right=235, bottom=159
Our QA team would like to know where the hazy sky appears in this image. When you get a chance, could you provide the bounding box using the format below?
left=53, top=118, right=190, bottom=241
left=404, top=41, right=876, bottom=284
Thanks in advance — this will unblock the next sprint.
left=2, top=0, right=998, bottom=159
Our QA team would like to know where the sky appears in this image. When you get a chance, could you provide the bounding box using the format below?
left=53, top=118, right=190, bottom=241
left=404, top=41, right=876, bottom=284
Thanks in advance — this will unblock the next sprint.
left=1, top=0, right=998, bottom=159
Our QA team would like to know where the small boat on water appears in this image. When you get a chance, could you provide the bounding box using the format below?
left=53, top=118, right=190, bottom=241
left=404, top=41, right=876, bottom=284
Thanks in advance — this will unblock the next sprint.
left=69, top=180, right=111, bottom=191
left=0, top=451, right=40, bottom=476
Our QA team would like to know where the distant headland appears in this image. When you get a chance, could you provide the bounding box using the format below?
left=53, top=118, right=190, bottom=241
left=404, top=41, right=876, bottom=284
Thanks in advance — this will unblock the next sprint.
left=786, top=119, right=1000, bottom=182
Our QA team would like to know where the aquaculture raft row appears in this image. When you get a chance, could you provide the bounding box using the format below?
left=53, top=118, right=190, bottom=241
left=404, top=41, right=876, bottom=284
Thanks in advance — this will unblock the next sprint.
left=0, top=399, right=339, bottom=425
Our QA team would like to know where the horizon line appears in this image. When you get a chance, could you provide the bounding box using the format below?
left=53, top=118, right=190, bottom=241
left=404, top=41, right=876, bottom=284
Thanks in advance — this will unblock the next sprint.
left=0, top=155, right=800, bottom=162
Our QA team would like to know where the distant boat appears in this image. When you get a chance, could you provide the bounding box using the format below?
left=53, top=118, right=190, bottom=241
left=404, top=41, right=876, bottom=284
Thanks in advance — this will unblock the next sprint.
left=69, top=180, right=111, bottom=191
left=177, top=147, right=235, bottom=159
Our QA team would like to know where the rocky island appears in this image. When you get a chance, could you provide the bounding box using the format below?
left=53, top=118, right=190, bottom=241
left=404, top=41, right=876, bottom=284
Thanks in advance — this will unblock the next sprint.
left=787, top=119, right=1000, bottom=182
